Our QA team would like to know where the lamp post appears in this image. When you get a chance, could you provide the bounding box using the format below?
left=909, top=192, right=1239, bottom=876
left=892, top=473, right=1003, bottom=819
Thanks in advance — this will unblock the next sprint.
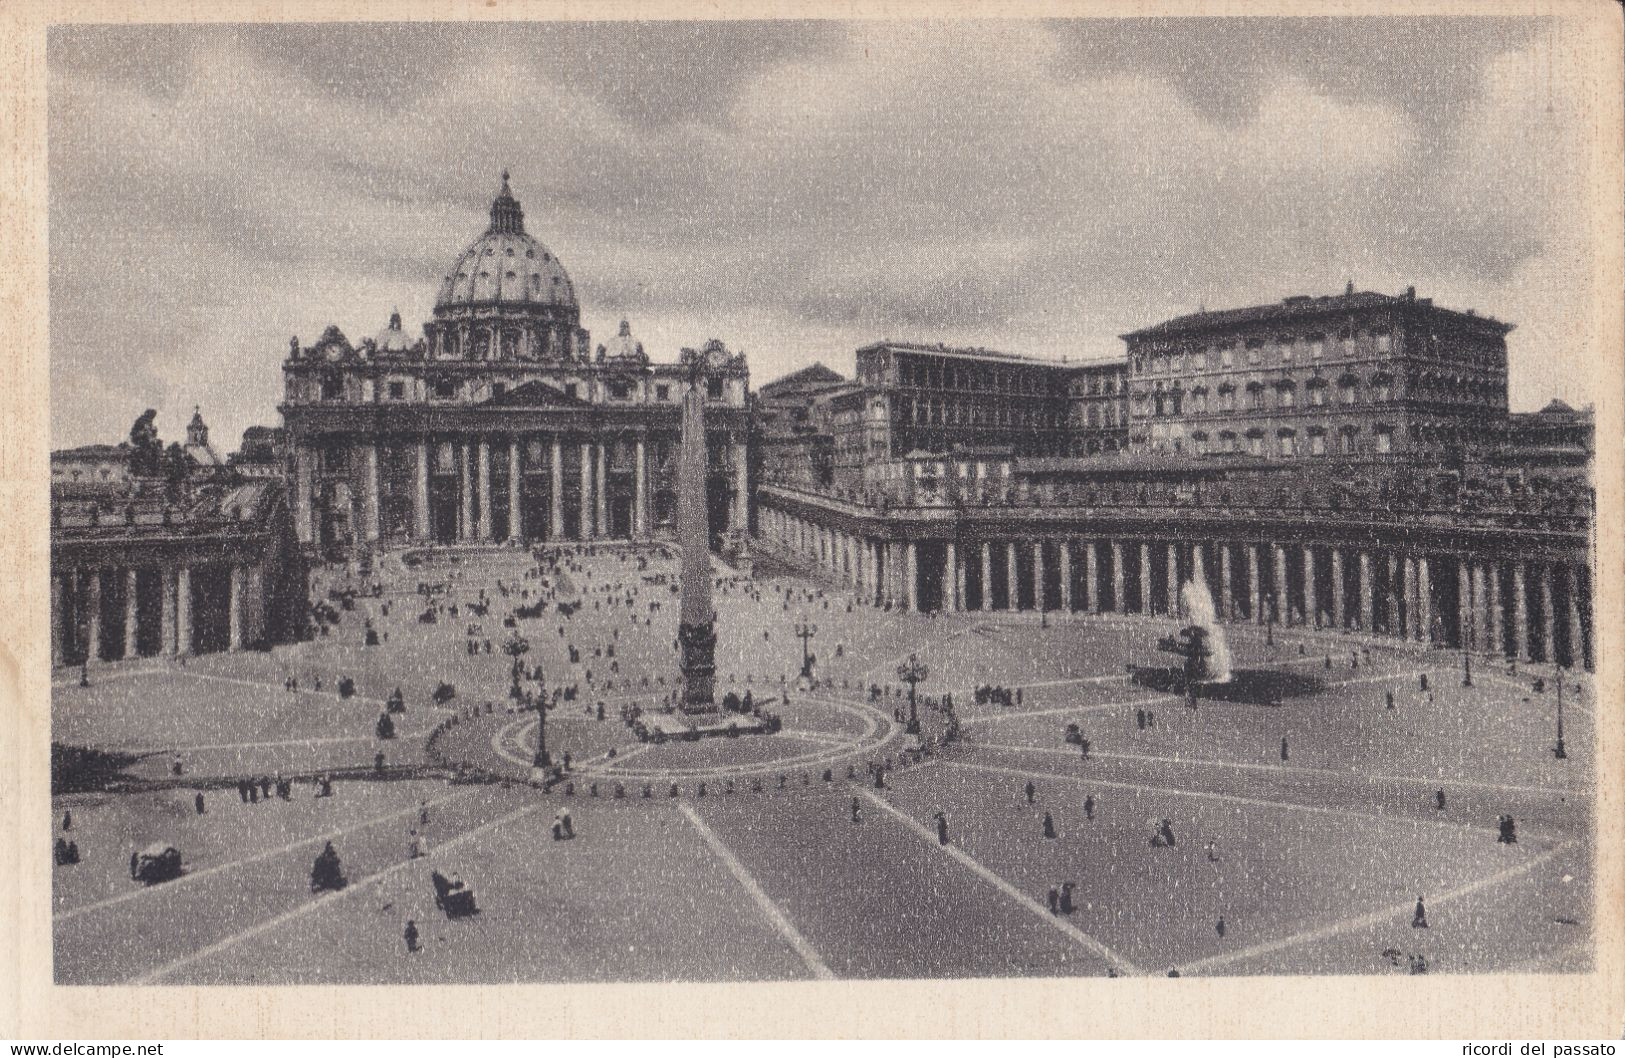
left=506, top=631, right=549, bottom=767
left=1461, top=605, right=1473, bottom=687
left=897, top=653, right=928, bottom=735
left=793, top=616, right=818, bottom=680
left=1554, top=667, right=1567, bottom=760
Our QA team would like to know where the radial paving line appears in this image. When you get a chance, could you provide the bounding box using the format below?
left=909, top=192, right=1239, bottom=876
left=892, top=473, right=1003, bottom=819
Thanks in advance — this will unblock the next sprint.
left=56, top=786, right=481, bottom=923
left=939, top=759, right=1532, bottom=837
left=132, top=794, right=550, bottom=984
left=854, top=787, right=1144, bottom=976
left=972, top=743, right=1583, bottom=799
left=677, top=803, right=835, bottom=981
left=1176, top=840, right=1575, bottom=975
left=962, top=697, right=1161, bottom=726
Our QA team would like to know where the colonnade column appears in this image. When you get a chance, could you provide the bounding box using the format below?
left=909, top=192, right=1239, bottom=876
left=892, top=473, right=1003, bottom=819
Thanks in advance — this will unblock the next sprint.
left=1165, top=543, right=1178, bottom=617
left=121, top=568, right=139, bottom=659
left=1273, top=545, right=1288, bottom=625
left=1418, top=556, right=1432, bottom=644
left=415, top=440, right=431, bottom=540
left=1512, top=563, right=1529, bottom=661
left=84, top=569, right=102, bottom=663
left=160, top=567, right=176, bottom=656
left=363, top=443, right=381, bottom=544
left=943, top=541, right=957, bottom=612
left=1031, top=541, right=1044, bottom=612
left=905, top=542, right=918, bottom=612
left=1302, top=546, right=1317, bottom=628
left=1247, top=545, right=1261, bottom=623
left=1539, top=564, right=1556, bottom=663
left=1360, top=552, right=1374, bottom=632
left=1139, top=543, right=1152, bottom=615
left=1469, top=564, right=1486, bottom=652
left=228, top=564, right=244, bottom=651
left=1330, top=549, right=1345, bottom=630
left=1217, top=544, right=1232, bottom=620
left=175, top=566, right=191, bottom=656
left=51, top=572, right=64, bottom=667
left=1008, top=544, right=1020, bottom=611
left=981, top=543, right=992, bottom=612
left=1058, top=541, right=1072, bottom=613
left=1565, top=566, right=1585, bottom=669
left=1469, top=559, right=1482, bottom=650
left=1111, top=542, right=1125, bottom=615
left=634, top=438, right=647, bottom=539
left=954, top=544, right=966, bottom=611
left=1401, top=557, right=1418, bottom=640
left=1488, top=563, right=1503, bottom=657
left=508, top=438, right=523, bottom=542
left=550, top=437, right=564, bottom=541
left=579, top=442, right=593, bottom=540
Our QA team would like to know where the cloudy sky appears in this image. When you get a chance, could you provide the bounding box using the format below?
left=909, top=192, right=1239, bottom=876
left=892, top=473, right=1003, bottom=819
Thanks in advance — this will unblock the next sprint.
left=48, top=17, right=1597, bottom=450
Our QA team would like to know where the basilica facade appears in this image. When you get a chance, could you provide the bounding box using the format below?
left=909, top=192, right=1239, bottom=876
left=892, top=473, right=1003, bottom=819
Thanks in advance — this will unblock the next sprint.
left=281, top=173, right=752, bottom=557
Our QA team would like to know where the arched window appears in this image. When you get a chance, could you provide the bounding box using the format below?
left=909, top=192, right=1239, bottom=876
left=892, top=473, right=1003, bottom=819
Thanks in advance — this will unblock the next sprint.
left=1339, top=425, right=1358, bottom=455
left=1338, top=374, right=1359, bottom=405
left=1278, top=429, right=1297, bottom=458
left=1277, top=380, right=1297, bottom=409
left=1306, top=378, right=1327, bottom=406
left=1246, top=382, right=1265, bottom=410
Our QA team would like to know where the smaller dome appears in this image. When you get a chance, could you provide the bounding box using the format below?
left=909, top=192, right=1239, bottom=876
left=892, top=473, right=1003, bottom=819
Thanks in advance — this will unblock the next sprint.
left=603, top=319, right=647, bottom=363
left=375, top=309, right=415, bottom=352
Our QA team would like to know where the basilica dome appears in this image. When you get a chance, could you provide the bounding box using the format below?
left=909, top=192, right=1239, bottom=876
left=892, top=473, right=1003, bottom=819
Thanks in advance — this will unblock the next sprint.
left=434, top=172, right=577, bottom=312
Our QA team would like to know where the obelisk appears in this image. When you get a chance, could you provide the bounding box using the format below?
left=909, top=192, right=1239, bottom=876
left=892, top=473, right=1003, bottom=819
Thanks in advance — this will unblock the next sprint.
left=676, top=362, right=718, bottom=712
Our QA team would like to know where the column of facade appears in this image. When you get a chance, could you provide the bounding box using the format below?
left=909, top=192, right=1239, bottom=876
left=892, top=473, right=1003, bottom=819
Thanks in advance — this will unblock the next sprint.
left=905, top=542, right=918, bottom=611
left=634, top=438, right=647, bottom=540
left=1539, top=563, right=1556, bottom=663
left=1330, top=549, right=1345, bottom=630
left=1468, top=564, right=1487, bottom=652
left=1360, top=552, right=1375, bottom=632
left=1565, top=565, right=1585, bottom=669
left=980, top=543, right=993, bottom=612
left=1191, top=544, right=1207, bottom=609
left=415, top=440, right=431, bottom=540
left=1302, top=546, right=1317, bottom=628
left=228, top=564, right=244, bottom=651
left=363, top=443, right=381, bottom=543
left=508, top=438, right=523, bottom=542
left=943, top=541, right=957, bottom=612
left=1033, top=541, right=1047, bottom=613
left=122, top=568, right=139, bottom=659
left=1384, top=555, right=1400, bottom=635
left=731, top=441, right=749, bottom=533
left=457, top=443, right=473, bottom=541
left=596, top=443, right=608, bottom=537
left=1418, top=556, right=1433, bottom=644
left=1058, top=541, right=1072, bottom=613
left=579, top=442, right=593, bottom=540
left=1248, top=545, right=1262, bottom=623
left=1007, top=543, right=1020, bottom=611
left=1086, top=540, right=1101, bottom=614
left=1512, top=563, right=1529, bottom=661
left=474, top=439, right=491, bottom=540
left=540, top=437, right=558, bottom=541
left=1458, top=559, right=1475, bottom=649
left=1111, top=542, right=1125, bottom=614
left=294, top=446, right=315, bottom=545
left=1397, top=559, right=1410, bottom=640
left=1273, top=544, right=1289, bottom=625
left=1139, top=543, right=1152, bottom=615
left=954, top=544, right=966, bottom=611
left=1218, top=544, right=1233, bottom=620
left=175, top=565, right=191, bottom=656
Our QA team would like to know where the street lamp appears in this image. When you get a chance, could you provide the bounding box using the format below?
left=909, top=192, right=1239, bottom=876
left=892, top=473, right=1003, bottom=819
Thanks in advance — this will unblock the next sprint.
left=897, top=653, right=928, bottom=736
left=793, top=616, right=818, bottom=680
left=1554, top=667, right=1567, bottom=760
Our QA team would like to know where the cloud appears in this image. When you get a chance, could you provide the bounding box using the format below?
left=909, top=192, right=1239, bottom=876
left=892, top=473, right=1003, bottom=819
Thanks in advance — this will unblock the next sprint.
left=46, top=18, right=1589, bottom=451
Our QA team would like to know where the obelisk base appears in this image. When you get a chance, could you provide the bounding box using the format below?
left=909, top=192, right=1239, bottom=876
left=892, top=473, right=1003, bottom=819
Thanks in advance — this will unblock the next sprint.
left=678, top=619, right=718, bottom=714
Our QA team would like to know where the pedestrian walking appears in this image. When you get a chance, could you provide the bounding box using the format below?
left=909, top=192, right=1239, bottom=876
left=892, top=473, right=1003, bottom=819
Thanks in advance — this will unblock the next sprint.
left=194, top=792, right=206, bottom=815
left=1042, top=811, right=1057, bottom=839
left=1084, top=795, right=1096, bottom=821
left=1025, top=780, right=1036, bottom=805
left=1280, top=737, right=1289, bottom=762
left=1412, top=896, right=1429, bottom=929
left=404, top=919, right=420, bottom=954
left=1059, top=882, right=1075, bottom=914
left=1216, top=916, right=1227, bottom=938
left=935, top=811, right=949, bottom=846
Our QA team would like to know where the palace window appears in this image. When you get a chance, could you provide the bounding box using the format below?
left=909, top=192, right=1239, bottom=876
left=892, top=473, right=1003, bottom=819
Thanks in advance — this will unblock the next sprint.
left=1372, top=374, right=1394, bottom=402
left=1340, top=427, right=1358, bottom=455
left=432, top=378, right=457, bottom=400
left=1218, top=384, right=1236, bottom=411
left=1307, top=379, right=1327, bottom=406
left=1339, top=377, right=1358, bottom=405
left=1246, top=432, right=1264, bottom=457
left=1246, top=343, right=1261, bottom=366
left=321, top=376, right=344, bottom=401
left=1278, top=382, right=1296, bottom=408
left=389, top=381, right=406, bottom=400
left=1375, top=427, right=1393, bottom=454
left=565, top=383, right=579, bottom=400
left=708, top=377, right=724, bottom=400
left=1220, top=347, right=1234, bottom=369
left=1309, top=430, right=1326, bottom=456
left=1309, top=335, right=1324, bottom=359
left=492, top=382, right=507, bottom=399
left=1152, top=355, right=1167, bottom=374
left=1278, top=430, right=1297, bottom=458
left=1280, top=338, right=1294, bottom=363
left=1375, top=329, right=1393, bottom=353
left=1246, top=383, right=1265, bottom=410
left=1192, top=432, right=1209, bottom=456
left=656, top=384, right=670, bottom=401
left=608, top=380, right=631, bottom=400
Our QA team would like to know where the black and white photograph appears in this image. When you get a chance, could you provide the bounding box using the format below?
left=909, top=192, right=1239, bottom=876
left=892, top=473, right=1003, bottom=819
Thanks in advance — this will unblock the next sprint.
left=12, top=2, right=1623, bottom=1040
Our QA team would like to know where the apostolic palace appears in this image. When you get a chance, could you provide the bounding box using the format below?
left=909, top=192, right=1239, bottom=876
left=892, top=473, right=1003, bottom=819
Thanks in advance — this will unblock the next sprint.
left=49, top=173, right=1596, bottom=672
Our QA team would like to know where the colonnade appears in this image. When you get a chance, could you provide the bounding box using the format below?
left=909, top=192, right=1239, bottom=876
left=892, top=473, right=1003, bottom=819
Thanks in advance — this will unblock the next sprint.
left=758, top=508, right=1593, bottom=669
left=50, top=560, right=262, bottom=666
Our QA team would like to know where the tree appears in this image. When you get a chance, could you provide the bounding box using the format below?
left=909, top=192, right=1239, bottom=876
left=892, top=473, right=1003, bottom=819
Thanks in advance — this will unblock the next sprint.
left=162, top=442, right=192, bottom=485
left=128, top=410, right=162, bottom=477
